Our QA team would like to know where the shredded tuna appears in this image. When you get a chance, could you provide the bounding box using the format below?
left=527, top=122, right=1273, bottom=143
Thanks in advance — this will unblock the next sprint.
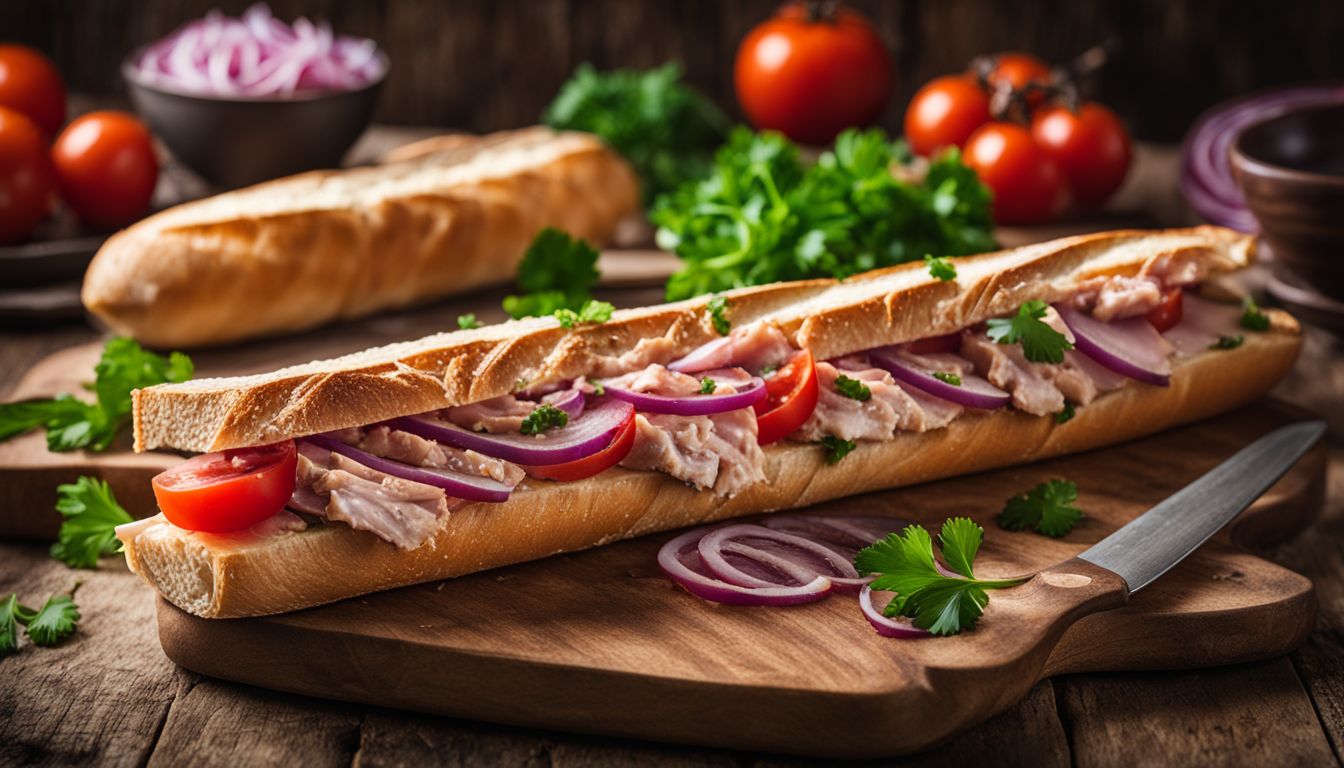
left=445, top=394, right=536, bottom=433
left=1073, top=275, right=1164, bottom=321
left=725, top=322, right=796, bottom=372
left=351, top=425, right=524, bottom=485
left=1142, top=253, right=1209, bottom=287
left=960, top=333, right=1127, bottom=415
left=296, top=444, right=449, bottom=550
left=588, top=337, right=679, bottom=377
left=795, top=357, right=962, bottom=442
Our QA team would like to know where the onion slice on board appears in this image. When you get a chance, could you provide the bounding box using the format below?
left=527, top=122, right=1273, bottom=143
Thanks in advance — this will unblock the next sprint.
left=859, top=584, right=931, bottom=638
left=867, top=348, right=1011, bottom=409
left=657, top=528, right=832, bottom=606
left=602, top=372, right=767, bottom=416
left=1053, top=304, right=1173, bottom=386
left=300, top=434, right=515, bottom=503
left=390, top=398, right=633, bottom=466
left=696, top=524, right=872, bottom=592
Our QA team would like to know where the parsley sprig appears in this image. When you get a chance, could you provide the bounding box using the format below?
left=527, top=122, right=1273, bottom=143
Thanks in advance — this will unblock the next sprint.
left=554, top=300, right=615, bottom=328
left=986, top=300, right=1074, bottom=364
left=503, top=228, right=603, bottom=320
left=819, top=435, right=857, bottom=465
left=1210, top=335, right=1244, bottom=350
left=698, top=377, right=717, bottom=394
left=1, top=586, right=81, bottom=655
left=51, top=476, right=133, bottom=568
left=456, top=313, right=480, bottom=330
left=706, top=295, right=731, bottom=335
left=998, top=479, right=1084, bottom=537
left=1240, top=298, right=1270, bottom=331
left=932, top=371, right=962, bottom=386
left=925, top=254, right=957, bottom=282
left=519, top=403, right=569, bottom=436
left=855, top=518, right=1026, bottom=636
left=0, top=338, right=193, bottom=452
left=834, top=374, right=872, bottom=401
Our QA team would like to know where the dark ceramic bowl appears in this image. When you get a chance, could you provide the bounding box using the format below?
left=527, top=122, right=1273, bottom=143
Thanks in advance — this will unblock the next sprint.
left=1231, top=103, right=1344, bottom=300
left=122, top=50, right=387, bottom=189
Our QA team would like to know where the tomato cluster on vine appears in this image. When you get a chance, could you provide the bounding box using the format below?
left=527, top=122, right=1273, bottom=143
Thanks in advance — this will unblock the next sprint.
left=904, top=51, right=1131, bottom=225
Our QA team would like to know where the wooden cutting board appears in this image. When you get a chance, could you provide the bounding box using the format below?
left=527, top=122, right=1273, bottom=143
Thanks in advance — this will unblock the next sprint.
left=154, top=401, right=1325, bottom=758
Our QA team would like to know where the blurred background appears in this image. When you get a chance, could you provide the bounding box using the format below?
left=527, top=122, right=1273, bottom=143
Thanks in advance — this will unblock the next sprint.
left=8, top=0, right=1344, bottom=141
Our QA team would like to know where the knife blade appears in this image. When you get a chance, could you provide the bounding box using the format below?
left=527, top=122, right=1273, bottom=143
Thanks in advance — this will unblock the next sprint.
left=1077, top=420, right=1326, bottom=593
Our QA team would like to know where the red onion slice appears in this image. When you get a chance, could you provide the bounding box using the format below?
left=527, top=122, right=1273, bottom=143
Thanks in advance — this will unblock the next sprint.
left=602, top=373, right=767, bottom=416
left=657, top=529, right=832, bottom=606
left=390, top=398, right=633, bottom=466
left=868, top=348, right=1011, bottom=409
left=859, top=585, right=931, bottom=638
left=300, top=434, right=515, bottom=503
left=1053, top=304, right=1173, bottom=386
left=696, top=524, right=871, bottom=593
left=539, top=389, right=585, bottom=421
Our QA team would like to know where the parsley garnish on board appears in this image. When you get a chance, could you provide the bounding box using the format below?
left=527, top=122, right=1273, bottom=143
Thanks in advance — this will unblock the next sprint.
left=834, top=374, right=872, bottom=401
left=986, top=300, right=1074, bottom=364
left=0, top=338, right=193, bottom=452
left=998, top=479, right=1084, bottom=538
left=706, top=294, right=731, bottom=335
left=855, top=518, right=1026, bottom=636
left=554, top=300, right=615, bottom=328
left=932, top=371, right=962, bottom=386
left=698, top=377, right=717, bottom=394
left=519, top=403, right=569, bottom=436
left=1210, top=335, right=1244, bottom=350
left=1, top=587, right=81, bottom=655
left=652, top=127, right=995, bottom=301
left=543, top=63, right=729, bottom=205
left=1241, top=298, right=1270, bottom=331
left=925, top=255, right=957, bottom=282
left=502, top=228, right=602, bottom=320
left=819, top=435, right=857, bottom=465
left=456, top=313, right=480, bottom=330
left=50, top=476, right=133, bottom=568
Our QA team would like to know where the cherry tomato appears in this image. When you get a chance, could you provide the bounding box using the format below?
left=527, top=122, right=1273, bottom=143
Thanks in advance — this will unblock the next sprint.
left=985, top=51, right=1051, bottom=107
left=754, top=350, right=819, bottom=445
left=52, top=110, right=158, bottom=228
left=963, top=121, right=1066, bottom=226
left=525, top=410, right=637, bottom=482
left=735, top=2, right=892, bottom=146
left=1145, top=288, right=1184, bottom=333
left=904, top=333, right=961, bottom=355
left=0, top=45, right=66, bottom=136
left=0, top=107, right=55, bottom=244
left=1031, top=102, right=1131, bottom=206
left=153, top=441, right=298, bottom=533
left=904, top=74, right=991, bottom=157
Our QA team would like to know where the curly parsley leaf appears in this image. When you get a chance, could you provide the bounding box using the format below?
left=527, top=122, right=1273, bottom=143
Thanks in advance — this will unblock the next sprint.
left=986, top=300, right=1074, bottom=364
left=0, top=594, right=17, bottom=656
left=998, top=479, right=1084, bottom=538
left=519, top=403, right=569, bottom=436
left=0, top=338, right=193, bottom=452
left=698, top=377, right=717, bottom=394
left=1240, top=298, right=1270, bottom=331
left=834, top=374, right=871, bottom=401
left=932, top=371, right=962, bottom=386
left=925, top=254, right=957, bottom=281
left=503, top=228, right=602, bottom=320
left=1210, top=334, right=1244, bottom=350
left=819, top=435, right=857, bottom=465
left=855, top=518, right=1025, bottom=636
left=50, top=476, right=133, bottom=568
left=707, top=294, right=731, bottom=335
left=544, top=63, right=728, bottom=205
left=1056, top=402, right=1076, bottom=424
left=456, top=313, right=480, bottom=330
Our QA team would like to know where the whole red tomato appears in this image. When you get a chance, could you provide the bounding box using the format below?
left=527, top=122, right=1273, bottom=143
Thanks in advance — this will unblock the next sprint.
left=52, top=111, right=158, bottom=229
left=1031, top=102, right=1131, bottom=206
left=735, top=2, right=892, bottom=146
left=0, top=45, right=66, bottom=136
left=985, top=51, right=1051, bottom=106
left=0, top=106, right=55, bottom=244
left=904, top=74, right=991, bottom=157
left=963, top=121, right=1065, bottom=226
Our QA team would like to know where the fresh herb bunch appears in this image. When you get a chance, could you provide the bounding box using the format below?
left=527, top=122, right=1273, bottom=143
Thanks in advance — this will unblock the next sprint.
left=0, top=338, right=193, bottom=452
left=544, top=62, right=729, bottom=205
left=998, top=479, right=1084, bottom=537
left=855, top=518, right=1026, bottom=636
left=503, top=228, right=602, bottom=320
left=1, top=587, right=81, bottom=655
left=652, top=127, right=995, bottom=301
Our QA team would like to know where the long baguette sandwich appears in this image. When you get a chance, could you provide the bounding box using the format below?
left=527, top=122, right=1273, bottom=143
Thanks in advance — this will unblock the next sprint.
left=81, top=127, right=639, bottom=348
left=116, top=227, right=1300, bottom=618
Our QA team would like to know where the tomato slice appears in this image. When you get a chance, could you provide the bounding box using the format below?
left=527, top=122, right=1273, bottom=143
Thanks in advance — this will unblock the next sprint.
left=754, top=350, right=820, bottom=445
left=903, top=332, right=961, bottom=355
left=524, top=410, right=637, bottom=482
left=152, top=441, right=298, bottom=533
left=1145, top=288, right=1184, bottom=333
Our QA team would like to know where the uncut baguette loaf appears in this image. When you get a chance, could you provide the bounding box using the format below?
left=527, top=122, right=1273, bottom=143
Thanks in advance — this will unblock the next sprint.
left=82, top=127, right=640, bottom=349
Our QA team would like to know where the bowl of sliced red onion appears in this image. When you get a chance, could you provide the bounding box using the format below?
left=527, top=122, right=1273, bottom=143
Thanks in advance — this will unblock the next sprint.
left=123, top=4, right=388, bottom=188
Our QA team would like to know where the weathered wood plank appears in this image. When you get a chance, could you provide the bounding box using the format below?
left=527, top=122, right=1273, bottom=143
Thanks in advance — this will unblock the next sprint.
left=353, top=713, right=550, bottom=768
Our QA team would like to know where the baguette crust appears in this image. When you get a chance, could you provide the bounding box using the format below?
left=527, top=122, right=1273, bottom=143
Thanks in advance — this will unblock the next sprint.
left=82, top=127, right=640, bottom=349
left=133, top=227, right=1253, bottom=454
left=119, top=323, right=1301, bottom=618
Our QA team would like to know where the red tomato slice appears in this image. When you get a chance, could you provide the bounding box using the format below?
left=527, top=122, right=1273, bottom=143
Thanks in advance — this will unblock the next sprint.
left=1146, top=288, right=1184, bottom=332
left=152, top=441, right=297, bottom=533
left=903, top=332, right=961, bottom=355
left=525, top=410, right=637, bottom=482
left=754, top=350, right=819, bottom=445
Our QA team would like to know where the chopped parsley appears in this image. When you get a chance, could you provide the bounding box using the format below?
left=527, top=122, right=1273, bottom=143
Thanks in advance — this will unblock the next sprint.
left=1, top=586, right=81, bottom=655
left=698, top=377, right=717, bottom=394
left=707, top=294, right=731, bottom=335
left=924, top=254, right=957, bottom=282
left=456, top=313, right=480, bottom=330
left=1241, top=298, right=1270, bottom=331
left=587, top=378, right=606, bottom=396
left=51, top=476, right=133, bottom=568
left=997, top=479, right=1083, bottom=538
left=1209, top=334, right=1244, bottom=350
left=759, top=364, right=778, bottom=378
left=1055, top=402, right=1076, bottom=424
left=986, top=300, right=1074, bottom=364
left=519, top=403, right=569, bottom=435
left=502, top=228, right=602, bottom=320
left=855, top=518, right=1026, bottom=636
left=931, top=371, right=962, bottom=386
left=819, top=435, right=857, bottom=465
left=554, top=299, right=615, bottom=328
left=0, top=338, right=193, bottom=452
left=834, top=374, right=872, bottom=401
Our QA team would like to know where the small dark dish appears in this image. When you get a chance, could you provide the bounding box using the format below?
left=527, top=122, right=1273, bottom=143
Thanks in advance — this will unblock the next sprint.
left=123, top=49, right=387, bottom=189
left=1231, top=104, right=1344, bottom=300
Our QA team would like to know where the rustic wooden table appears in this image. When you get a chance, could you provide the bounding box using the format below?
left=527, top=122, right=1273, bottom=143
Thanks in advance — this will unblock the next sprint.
left=2, top=137, right=1343, bottom=766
